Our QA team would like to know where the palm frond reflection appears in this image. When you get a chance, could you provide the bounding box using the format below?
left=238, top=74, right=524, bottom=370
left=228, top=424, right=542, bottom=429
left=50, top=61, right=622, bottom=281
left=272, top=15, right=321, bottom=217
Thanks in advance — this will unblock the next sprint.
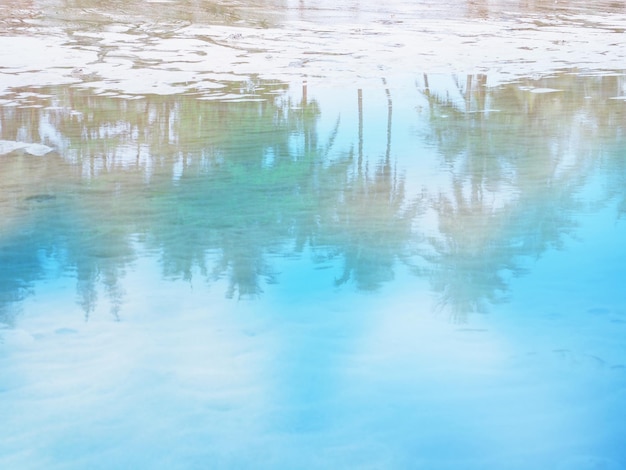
left=1, top=72, right=625, bottom=321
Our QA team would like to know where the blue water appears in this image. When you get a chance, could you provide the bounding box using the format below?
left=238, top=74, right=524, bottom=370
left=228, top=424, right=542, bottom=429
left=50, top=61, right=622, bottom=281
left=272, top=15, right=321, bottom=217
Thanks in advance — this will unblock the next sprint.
left=1, top=73, right=626, bottom=469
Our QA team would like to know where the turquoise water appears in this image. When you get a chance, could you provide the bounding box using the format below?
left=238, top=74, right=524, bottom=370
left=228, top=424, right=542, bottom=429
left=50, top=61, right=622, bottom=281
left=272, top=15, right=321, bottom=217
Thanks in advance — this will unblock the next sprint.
left=1, top=72, right=626, bottom=469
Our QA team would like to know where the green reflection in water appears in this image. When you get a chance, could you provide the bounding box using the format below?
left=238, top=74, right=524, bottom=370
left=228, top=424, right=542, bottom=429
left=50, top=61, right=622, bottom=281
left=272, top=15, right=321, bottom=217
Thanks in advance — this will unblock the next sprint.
left=0, top=78, right=418, bottom=320
left=1, top=72, right=625, bottom=323
left=418, top=72, right=626, bottom=319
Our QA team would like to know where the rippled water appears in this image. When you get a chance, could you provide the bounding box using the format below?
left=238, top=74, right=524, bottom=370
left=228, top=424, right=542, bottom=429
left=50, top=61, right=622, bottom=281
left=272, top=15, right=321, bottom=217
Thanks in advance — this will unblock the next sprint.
left=2, top=1, right=626, bottom=469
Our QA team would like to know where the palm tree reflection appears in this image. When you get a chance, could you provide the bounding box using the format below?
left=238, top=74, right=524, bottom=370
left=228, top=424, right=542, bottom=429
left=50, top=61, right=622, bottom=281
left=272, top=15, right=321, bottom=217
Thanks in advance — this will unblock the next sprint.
left=418, top=72, right=626, bottom=320
left=315, top=82, right=420, bottom=291
left=1, top=72, right=625, bottom=321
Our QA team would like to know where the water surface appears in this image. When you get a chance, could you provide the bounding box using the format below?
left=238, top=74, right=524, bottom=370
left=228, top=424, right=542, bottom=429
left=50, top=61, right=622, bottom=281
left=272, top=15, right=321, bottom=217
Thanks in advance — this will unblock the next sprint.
left=1, top=1, right=626, bottom=469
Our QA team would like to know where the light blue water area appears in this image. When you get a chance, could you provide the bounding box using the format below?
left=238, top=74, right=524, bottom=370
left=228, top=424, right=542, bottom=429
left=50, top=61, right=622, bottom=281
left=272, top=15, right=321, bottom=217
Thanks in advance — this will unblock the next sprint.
left=1, top=73, right=626, bottom=469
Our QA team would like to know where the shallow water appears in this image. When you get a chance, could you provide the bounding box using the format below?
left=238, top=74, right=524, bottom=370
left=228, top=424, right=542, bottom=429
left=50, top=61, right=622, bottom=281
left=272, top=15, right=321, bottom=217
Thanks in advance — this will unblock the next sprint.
left=2, top=1, right=626, bottom=469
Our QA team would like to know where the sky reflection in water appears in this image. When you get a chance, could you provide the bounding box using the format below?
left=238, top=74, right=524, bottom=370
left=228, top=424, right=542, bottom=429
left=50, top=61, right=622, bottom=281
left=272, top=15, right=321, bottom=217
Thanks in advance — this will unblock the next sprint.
left=1, top=72, right=626, bottom=469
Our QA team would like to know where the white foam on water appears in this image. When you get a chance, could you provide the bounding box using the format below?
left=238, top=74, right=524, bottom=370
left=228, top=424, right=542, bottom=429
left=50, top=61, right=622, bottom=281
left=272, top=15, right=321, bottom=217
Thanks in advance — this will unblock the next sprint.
left=2, top=1, right=626, bottom=95
left=0, top=140, right=53, bottom=156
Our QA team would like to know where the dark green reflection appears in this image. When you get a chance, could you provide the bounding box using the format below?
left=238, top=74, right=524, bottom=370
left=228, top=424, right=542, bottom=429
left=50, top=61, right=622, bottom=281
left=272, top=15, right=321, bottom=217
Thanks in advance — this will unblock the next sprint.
left=1, top=73, right=625, bottom=322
